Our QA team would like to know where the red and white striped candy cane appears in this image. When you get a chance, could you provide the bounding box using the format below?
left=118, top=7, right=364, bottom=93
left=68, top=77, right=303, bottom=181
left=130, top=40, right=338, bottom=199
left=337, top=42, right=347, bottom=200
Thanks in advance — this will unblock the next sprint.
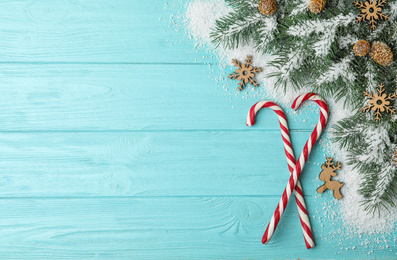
left=246, top=101, right=315, bottom=249
left=261, top=93, right=328, bottom=246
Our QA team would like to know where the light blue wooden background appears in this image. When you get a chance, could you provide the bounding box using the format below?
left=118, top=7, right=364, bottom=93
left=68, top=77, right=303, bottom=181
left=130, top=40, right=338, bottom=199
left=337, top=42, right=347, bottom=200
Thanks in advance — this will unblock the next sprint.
left=0, top=0, right=394, bottom=259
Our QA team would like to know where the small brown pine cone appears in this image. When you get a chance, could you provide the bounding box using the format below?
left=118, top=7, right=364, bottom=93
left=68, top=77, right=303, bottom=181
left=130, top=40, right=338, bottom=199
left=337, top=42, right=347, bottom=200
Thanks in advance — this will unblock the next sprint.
left=353, top=40, right=370, bottom=57
left=370, top=41, right=394, bottom=66
left=258, top=0, right=277, bottom=15
left=308, top=0, right=326, bottom=13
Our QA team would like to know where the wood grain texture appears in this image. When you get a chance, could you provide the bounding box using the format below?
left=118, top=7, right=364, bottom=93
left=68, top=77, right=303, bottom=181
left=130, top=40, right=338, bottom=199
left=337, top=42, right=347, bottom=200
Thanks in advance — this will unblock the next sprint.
left=0, top=131, right=326, bottom=197
left=0, top=0, right=209, bottom=63
left=0, top=197, right=393, bottom=259
left=0, top=0, right=393, bottom=258
left=0, top=64, right=319, bottom=131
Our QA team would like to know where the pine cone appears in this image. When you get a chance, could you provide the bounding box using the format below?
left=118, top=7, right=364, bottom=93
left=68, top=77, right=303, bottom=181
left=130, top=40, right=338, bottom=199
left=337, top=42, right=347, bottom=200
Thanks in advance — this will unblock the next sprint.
left=258, top=0, right=277, bottom=15
left=370, top=41, right=394, bottom=66
left=353, top=40, right=370, bottom=57
left=308, top=0, right=326, bottom=13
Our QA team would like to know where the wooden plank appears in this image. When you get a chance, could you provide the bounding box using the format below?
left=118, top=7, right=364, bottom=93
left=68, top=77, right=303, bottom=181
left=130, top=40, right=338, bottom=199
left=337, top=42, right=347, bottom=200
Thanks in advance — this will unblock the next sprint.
left=0, top=196, right=392, bottom=259
left=0, top=131, right=329, bottom=197
left=0, top=64, right=319, bottom=131
left=0, top=0, right=211, bottom=64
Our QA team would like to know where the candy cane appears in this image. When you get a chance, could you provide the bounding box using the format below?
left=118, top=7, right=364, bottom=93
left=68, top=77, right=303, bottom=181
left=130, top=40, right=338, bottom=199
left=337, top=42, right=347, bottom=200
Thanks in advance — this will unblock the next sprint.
left=262, top=93, right=329, bottom=246
left=246, top=101, right=315, bottom=249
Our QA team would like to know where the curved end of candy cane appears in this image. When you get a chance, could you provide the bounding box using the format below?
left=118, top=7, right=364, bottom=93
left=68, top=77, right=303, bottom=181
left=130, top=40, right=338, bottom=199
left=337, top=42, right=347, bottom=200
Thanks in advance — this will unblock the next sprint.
left=246, top=102, right=259, bottom=127
left=246, top=101, right=284, bottom=127
left=291, top=93, right=329, bottom=124
left=291, top=93, right=318, bottom=111
left=246, top=119, right=254, bottom=127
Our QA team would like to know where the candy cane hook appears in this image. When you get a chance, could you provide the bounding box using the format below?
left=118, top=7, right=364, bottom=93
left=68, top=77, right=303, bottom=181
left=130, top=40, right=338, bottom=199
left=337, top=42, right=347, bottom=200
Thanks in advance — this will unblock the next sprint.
left=246, top=101, right=315, bottom=249
left=262, top=93, right=329, bottom=246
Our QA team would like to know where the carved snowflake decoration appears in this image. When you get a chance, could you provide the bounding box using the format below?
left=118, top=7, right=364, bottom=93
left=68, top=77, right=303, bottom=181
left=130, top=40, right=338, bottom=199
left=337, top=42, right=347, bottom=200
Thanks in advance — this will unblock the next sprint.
left=362, top=84, right=397, bottom=121
left=353, top=0, right=389, bottom=30
left=228, top=56, right=263, bottom=91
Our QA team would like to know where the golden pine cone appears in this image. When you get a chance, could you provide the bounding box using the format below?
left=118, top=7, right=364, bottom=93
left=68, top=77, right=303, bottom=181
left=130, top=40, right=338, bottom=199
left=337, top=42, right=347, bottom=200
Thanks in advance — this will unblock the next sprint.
left=370, top=41, right=394, bottom=66
left=308, top=0, right=326, bottom=13
left=258, top=0, right=277, bottom=15
left=393, top=149, right=397, bottom=167
left=353, top=40, right=370, bottom=57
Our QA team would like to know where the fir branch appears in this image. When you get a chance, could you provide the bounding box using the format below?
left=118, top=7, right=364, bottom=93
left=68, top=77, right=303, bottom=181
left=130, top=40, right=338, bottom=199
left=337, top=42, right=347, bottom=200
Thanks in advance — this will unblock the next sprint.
left=254, top=17, right=279, bottom=53
left=287, top=14, right=354, bottom=57
left=212, top=11, right=265, bottom=49
left=289, top=0, right=311, bottom=16
left=314, top=56, right=356, bottom=101
left=334, top=115, right=397, bottom=214
left=287, top=14, right=354, bottom=37
left=338, top=34, right=359, bottom=49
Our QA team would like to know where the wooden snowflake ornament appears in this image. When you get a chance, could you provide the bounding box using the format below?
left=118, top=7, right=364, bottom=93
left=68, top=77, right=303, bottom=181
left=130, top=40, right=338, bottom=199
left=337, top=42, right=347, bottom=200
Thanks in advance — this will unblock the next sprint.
left=362, top=83, right=397, bottom=122
left=353, top=0, right=389, bottom=30
left=317, top=158, right=344, bottom=200
left=228, top=56, right=263, bottom=91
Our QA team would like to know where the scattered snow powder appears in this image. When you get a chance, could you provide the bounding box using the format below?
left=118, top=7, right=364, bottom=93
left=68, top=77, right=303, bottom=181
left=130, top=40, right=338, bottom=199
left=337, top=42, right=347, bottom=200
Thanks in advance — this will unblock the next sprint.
left=185, top=0, right=232, bottom=43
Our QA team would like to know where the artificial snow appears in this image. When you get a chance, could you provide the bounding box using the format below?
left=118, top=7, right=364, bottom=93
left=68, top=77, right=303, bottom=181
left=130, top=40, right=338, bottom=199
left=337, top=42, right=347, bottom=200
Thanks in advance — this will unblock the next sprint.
left=185, top=0, right=231, bottom=41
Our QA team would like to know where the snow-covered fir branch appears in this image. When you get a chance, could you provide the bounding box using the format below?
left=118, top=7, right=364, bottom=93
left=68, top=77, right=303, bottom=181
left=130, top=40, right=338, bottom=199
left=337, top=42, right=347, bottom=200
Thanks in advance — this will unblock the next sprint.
left=369, top=22, right=389, bottom=41
left=287, top=14, right=355, bottom=56
left=226, top=0, right=261, bottom=7
left=246, top=1, right=263, bottom=8
left=388, top=0, right=397, bottom=20
left=358, top=125, right=392, bottom=165
left=365, top=63, right=377, bottom=92
left=313, top=33, right=336, bottom=57
left=255, top=17, right=278, bottom=49
left=334, top=123, right=362, bottom=141
left=370, top=164, right=396, bottom=205
left=336, top=0, right=348, bottom=10
left=279, top=45, right=307, bottom=82
left=316, top=56, right=355, bottom=85
left=287, top=14, right=354, bottom=37
left=289, top=0, right=311, bottom=16
left=355, top=123, right=397, bottom=208
left=338, top=34, right=359, bottom=49
left=218, top=12, right=265, bottom=40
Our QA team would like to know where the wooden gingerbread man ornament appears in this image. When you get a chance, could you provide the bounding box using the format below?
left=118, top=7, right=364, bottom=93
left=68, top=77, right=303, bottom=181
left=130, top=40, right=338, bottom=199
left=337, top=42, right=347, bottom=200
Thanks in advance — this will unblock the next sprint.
left=317, top=158, right=344, bottom=200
